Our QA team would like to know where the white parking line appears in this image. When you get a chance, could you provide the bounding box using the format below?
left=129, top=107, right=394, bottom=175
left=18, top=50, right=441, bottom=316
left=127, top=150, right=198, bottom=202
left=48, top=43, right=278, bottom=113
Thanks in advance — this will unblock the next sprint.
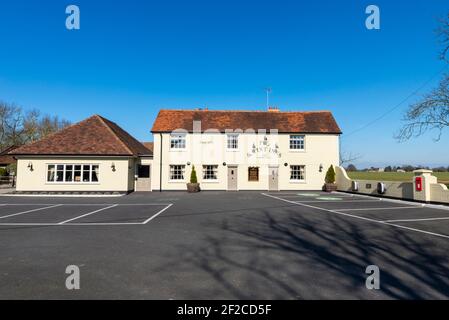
left=0, top=203, right=172, bottom=206
left=262, top=193, right=449, bottom=240
left=142, top=204, right=173, bottom=224
left=382, top=216, right=449, bottom=223
left=0, top=203, right=173, bottom=226
left=58, top=204, right=118, bottom=224
left=0, top=204, right=63, bottom=219
left=0, top=222, right=143, bottom=226
left=335, top=206, right=421, bottom=212
left=293, top=200, right=381, bottom=203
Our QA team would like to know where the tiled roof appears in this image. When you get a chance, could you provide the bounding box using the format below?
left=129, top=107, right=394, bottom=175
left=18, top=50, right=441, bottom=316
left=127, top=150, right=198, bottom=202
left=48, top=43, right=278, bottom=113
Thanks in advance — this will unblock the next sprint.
left=151, top=110, right=342, bottom=134
left=142, top=142, right=154, bottom=153
left=0, top=145, right=18, bottom=165
left=10, top=115, right=152, bottom=156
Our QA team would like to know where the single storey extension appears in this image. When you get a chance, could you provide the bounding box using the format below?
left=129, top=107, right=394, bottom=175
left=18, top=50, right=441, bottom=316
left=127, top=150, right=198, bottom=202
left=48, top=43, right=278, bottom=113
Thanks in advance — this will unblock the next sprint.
left=10, top=108, right=342, bottom=193
left=10, top=115, right=153, bottom=194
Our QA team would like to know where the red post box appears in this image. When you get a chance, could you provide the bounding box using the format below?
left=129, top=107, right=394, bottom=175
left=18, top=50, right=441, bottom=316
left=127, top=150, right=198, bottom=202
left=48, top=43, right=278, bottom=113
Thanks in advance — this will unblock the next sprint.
left=415, top=177, right=423, bottom=192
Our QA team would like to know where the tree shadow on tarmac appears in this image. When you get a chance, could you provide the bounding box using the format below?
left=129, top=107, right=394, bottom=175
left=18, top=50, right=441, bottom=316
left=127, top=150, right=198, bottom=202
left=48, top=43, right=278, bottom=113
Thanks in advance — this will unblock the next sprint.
left=164, top=206, right=449, bottom=299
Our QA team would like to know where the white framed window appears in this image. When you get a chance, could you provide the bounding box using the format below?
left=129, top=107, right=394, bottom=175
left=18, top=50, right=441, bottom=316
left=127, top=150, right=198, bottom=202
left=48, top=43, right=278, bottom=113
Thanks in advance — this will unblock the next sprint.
left=46, top=164, right=99, bottom=183
left=202, top=165, right=218, bottom=180
left=290, top=165, right=305, bottom=181
left=289, top=135, right=305, bottom=150
left=227, top=134, right=238, bottom=150
left=170, top=133, right=186, bottom=149
left=169, top=165, right=185, bottom=180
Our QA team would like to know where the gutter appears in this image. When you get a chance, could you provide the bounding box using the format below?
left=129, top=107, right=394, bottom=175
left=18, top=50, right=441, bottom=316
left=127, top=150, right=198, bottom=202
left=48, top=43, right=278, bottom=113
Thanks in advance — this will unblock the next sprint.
left=159, top=133, right=163, bottom=192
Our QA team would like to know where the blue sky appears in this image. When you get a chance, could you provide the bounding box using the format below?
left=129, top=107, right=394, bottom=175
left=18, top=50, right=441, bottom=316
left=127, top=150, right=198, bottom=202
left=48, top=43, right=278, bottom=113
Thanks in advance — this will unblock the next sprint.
left=0, top=0, right=448, bottom=167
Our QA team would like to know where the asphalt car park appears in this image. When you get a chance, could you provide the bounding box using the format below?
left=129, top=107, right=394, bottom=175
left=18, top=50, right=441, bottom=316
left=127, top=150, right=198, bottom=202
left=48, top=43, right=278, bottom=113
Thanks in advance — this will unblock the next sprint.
left=0, top=191, right=449, bottom=299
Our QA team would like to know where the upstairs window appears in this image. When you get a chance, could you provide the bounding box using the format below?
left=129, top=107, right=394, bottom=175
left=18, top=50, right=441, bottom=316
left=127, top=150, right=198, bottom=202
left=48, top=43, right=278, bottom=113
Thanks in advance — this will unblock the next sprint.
left=203, top=165, right=218, bottom=180
left=170, top=134, right=186, bottom=149
left=227, top=134, right=238, bottom=149
left=289, top=135, right=305, bottom=150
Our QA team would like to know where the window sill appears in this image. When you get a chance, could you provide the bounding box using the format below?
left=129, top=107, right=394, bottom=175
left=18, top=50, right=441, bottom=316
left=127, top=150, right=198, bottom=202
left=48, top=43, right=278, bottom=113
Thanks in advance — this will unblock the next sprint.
left=168, top=180, right=186, bottom=183
left=202, top=180, right=219, bottom=183
left=226, top=149, right=240, bottom=152
left=289, top=180, right=306, bottom=184
left=289, top=150, right=306, bottom=153
left=169, top=149, right=187, bottom=152
left=46, top=182, right=101, bottom=185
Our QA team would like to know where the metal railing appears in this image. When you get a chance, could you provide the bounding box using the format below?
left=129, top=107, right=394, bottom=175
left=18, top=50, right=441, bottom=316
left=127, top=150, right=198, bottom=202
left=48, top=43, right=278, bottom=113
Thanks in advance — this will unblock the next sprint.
left=0, top=176, right=15, bottom=187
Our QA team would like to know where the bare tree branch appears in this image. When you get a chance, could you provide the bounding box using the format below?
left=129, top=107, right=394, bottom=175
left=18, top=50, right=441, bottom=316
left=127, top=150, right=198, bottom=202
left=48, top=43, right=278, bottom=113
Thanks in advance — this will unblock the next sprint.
left=0, top=101, right=70, bottom=150
left=437, top=13, right=449, bottom=62
left=339, top=150, right=362, bottom=167
left=396, top=74, right=449, bottom=141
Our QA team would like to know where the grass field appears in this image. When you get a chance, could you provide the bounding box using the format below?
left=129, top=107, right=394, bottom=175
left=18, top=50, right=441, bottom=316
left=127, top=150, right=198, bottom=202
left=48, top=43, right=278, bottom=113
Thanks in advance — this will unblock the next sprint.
left=347, top=171, right=449, bottom=187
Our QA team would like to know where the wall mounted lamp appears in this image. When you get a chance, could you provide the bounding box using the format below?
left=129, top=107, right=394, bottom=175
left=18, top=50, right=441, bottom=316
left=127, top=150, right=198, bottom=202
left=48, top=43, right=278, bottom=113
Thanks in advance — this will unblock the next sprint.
left=111, top=162, right=116, bottom=172
left=319, top=164, right=323, bottom=172
left=223, top=162, right=226, bottom=166
left=27, top=161, right=33, bottom=171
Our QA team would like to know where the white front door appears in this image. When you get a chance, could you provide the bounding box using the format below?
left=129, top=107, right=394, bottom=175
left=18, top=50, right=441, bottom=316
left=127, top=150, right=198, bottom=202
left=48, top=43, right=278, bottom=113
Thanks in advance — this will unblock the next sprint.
left=269, top=167, right=279, bottom=191
left=135, top=165, right=151, bottom=191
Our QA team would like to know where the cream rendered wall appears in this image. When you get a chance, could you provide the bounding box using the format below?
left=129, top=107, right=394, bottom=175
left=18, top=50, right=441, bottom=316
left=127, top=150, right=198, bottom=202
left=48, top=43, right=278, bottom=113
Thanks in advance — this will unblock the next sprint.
left=16, top=157, right=133, bottom=192
left=336, top=166, right=414, bottom=200
left=430, top=183, right=449, bottom=203
left=152, top=132, right=339, bottom=191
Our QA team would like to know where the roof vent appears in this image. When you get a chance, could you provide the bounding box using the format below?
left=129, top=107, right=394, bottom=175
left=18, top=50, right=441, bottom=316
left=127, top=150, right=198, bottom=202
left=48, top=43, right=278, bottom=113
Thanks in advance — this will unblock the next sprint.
left=268, top=106, right=280, bottom=112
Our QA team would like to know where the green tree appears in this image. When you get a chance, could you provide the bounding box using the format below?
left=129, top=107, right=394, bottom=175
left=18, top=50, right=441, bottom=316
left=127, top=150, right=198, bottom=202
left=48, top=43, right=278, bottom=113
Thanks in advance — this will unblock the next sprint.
left=190, top=165, right=198, bottom=184
left=325, top=165, right=336, bottom=184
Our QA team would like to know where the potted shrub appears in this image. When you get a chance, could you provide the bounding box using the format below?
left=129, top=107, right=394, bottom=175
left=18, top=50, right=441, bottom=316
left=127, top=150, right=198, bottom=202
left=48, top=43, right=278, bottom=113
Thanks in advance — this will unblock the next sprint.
left=186, top=165, right=200, bottom=193
left=323, top=165, right=337, bottom=192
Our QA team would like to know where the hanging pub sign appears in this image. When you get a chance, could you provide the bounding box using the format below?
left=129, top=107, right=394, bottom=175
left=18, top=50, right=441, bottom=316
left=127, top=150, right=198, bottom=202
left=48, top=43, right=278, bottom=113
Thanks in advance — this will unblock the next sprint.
left=248, top=167, right=259, bottom=181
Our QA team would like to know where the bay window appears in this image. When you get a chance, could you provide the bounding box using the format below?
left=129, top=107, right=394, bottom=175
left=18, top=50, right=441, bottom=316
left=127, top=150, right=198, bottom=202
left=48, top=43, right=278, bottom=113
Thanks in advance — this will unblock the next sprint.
left=47, top=164, right=99, bottom=183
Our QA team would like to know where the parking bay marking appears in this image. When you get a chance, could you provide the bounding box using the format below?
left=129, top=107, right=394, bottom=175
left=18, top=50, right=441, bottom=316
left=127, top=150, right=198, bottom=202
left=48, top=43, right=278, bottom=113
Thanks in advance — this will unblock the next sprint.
left=0, top=204, right=63, bottom=219
left=382, top=216, right=449, bottom=223
left=292, top=200, right=381, bottom=203
left=335, top=206, right=422, bottom=212
left=58, top=204, right=118, bottom=224
left=142, top=204, right=173, bottom=224
left=262, top=193, right=449, bottom=240
left=0, top=203, right=174, bottom=226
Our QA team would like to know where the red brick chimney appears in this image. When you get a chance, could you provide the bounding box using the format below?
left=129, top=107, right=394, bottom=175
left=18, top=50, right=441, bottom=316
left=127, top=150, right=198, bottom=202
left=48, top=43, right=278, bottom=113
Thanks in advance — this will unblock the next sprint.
left=268, top=106, right=280, bottom=112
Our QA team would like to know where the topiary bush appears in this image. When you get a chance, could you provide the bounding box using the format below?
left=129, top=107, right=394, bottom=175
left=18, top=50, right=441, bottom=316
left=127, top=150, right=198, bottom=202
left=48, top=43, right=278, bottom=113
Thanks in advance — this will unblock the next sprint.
left=190, top=165, right=198, bottom=184
left=325, top=165, right=336, bottom=184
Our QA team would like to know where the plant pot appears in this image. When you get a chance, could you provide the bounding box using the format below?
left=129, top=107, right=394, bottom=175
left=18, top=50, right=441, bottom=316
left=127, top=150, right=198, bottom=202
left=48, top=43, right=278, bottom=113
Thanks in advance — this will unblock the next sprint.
left=323, top=183, right=337, bottom=192
left=187, top=183, right=200, bottom=193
